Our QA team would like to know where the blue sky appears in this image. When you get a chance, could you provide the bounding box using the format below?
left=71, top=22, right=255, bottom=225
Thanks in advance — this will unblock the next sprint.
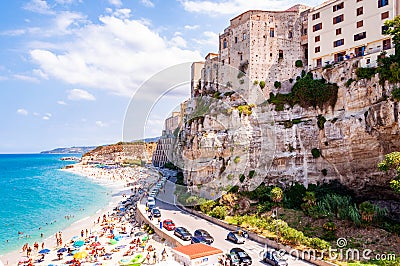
left=0, top=0, right=321, bottom=153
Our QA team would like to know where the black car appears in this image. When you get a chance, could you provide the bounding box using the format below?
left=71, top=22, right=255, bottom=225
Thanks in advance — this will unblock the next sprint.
left=263, top=250, right=288, bottom=266
left=193, top=229, right=214, bottom=244
left=151, top=208, right=161, bottom=218
left=190, top=236, right=209, bottom=244
left=174, top=227, right=191, bottom=241
left=226, top=232, right=245, bottom=244
left=230, top=248, right=252, bottom=265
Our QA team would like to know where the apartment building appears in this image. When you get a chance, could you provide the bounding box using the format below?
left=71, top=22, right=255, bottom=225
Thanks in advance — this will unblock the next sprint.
left=308, top=0, right=399, bottom=69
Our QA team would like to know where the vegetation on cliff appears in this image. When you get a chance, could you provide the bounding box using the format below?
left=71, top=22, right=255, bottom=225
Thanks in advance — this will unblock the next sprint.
left=268, top=72, right=338, bottom=111
left=378, top=151, right=400, bottom=193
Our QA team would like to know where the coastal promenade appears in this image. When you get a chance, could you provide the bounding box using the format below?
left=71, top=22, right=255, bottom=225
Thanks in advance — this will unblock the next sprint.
left=137, top=171, right=319, bottom=266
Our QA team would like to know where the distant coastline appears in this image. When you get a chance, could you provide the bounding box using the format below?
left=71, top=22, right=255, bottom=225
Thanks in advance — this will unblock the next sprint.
left=40, top=146, right=96, bottom=154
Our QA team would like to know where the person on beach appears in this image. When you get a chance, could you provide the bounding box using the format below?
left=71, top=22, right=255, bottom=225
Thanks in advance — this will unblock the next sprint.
left=146, top=252, right=151, bottom=264
left=81, top=229, right=84, bottom=237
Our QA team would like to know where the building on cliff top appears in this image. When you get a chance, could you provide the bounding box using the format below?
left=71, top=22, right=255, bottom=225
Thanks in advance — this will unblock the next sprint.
left=307, top=0, right=399, bottom=69
left=191, top=0, right=399, bottom=97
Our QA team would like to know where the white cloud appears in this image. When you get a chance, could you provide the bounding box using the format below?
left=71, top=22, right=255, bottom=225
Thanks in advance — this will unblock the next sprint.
left=45, top=113, right=52, bottom=117
left=193, top=31, right=219, bottom=46
left=67, top=89, right=96, bottom=101
left=42, top=116, right=50, bottom=120
left=140, top=0, right=155, bottom=7
left=95, top=121, right=108, bottom=127
left=33, top=69, right=49, bottom=79
left=23, top=0, right=54, bottom=15
left=29, top=11, right=202, bottom=97
left=17, top=109, right=29, bottom=116
left=109, top=0, right=122, bottom=7
left=33, top=112, right=40, bottom=116
left=179, top=0, right=318, bottom=16
left=57, top=100, right=67, bottom=105
left=13, top=74, right=39, bottom=83
left=112, top=9, right=132, bottom=19
left=184, top=25, right=199, bottom=30
left=169, top=36, right=187, bottom=48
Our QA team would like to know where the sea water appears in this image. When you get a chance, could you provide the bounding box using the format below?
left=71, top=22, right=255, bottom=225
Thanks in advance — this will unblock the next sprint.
left=0, top=154, right=111, bottom=255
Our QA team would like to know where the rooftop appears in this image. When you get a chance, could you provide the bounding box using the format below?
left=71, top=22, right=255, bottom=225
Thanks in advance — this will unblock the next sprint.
left=172, top=243, right=223, bottom=260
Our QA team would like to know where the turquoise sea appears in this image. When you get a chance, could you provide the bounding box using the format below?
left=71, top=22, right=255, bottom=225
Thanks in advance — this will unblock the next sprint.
left=0, top=154, right=112, bottom=255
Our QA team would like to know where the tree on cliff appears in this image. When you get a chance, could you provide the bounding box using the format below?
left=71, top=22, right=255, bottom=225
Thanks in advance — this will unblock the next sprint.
left=384, top=15, right=400, bottom=54
left=378, top=152, right=400, bottom=193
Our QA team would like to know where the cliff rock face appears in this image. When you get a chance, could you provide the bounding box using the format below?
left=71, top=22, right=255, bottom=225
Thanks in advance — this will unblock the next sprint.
left=177, top=59, right=400, bottom=217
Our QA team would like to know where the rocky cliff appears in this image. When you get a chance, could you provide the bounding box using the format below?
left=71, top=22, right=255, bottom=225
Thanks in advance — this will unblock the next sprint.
left=176, top=58, right=400, bottom=217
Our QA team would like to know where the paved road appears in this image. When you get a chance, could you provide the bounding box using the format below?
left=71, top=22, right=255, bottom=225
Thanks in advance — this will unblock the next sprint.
left=140, top=174, right=314, bottom=266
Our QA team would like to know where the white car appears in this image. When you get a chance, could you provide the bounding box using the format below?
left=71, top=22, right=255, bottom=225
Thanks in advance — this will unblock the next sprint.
left=147, top=197, right=156, bottom=206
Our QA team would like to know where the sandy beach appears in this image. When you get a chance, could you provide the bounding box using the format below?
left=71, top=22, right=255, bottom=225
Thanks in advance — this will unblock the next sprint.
left=0, top=163, right=169, bottom=266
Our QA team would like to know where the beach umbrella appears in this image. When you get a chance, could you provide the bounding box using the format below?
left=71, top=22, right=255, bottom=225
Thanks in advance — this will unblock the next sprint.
left=73, top=240, right=85, bottom=247
left=73, top=251, right=88, bottom=259
left=109, top=239, right=117, bottom=245
left=18, top=257, right=30, bottom=263
left=57, top=247, right=68, bottom=253
left=39, top=249, right=50, bottom=254
left=91, top=242, right=101, bottom=247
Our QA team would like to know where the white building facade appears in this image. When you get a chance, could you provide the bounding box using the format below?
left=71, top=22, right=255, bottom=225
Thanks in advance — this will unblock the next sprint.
left=308, top=0, right=399, bottom=69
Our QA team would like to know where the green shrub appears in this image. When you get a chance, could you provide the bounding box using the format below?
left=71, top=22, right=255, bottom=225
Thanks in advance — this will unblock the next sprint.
left=253, top=80, right=259, bottom=85
left=259, top=80, right=266, bottom=89
left=209, top=206, right=227, bottom=219
left=274, top=81, right=282, bottom=89
left=345, top=78, right=355, bottom=87
left=295, top=60, right=303, bottom=68
left=234, top=156, right=240, bottom=164
left=199, top=200, right=217, bottom=214
left=237, top=71, right=245, bottom=79
left=392, top=87, right=400, bottom=101
left=356, top=67, right=376, bottom=80
left=317, top=115, right=326, bottom=130
left=248, top=170, right=256, bottom=178
left=321, top=169, right=328, bottom=176
left=213, top=91, right=221, bottom=99
left=239, top=174, right=245, bottom=183
left=237, top=104, right=254, bottom=116
left=311, top=148, right=321, bottom=158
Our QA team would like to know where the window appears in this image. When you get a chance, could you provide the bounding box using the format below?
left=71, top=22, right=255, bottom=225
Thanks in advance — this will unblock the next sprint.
left=235, top=36, right=238, bottom=43
left=357, top=7, right=363, bottom=16
left=333, top=14, right=344, bottom=24
left=354, top=32, right=366, bottom=41
left=381, top=11, right=389, bottom=19
left=243, top=33, right=247, bottom=40
left=223, top=39, right=227, bottom=49
left=240, top=54, right=243, bottom=61
left=333, top=39, right=344, bottom=47
left=333, top=2, right=344, bottom=11
left=334, top=52, right=345, bottom=62
left=315, top=35, right=320, bottom=42
left=378, top=0, right=389, bottom=8
left=270, top=28, right=275, bottom=37
left=315, top=46, right=320, bottom=53
left=357, top=0, right=363, bottom=2
left=279, top=50, right=284, bottom=59
left=312, top=12, right=320, bottom=20
left=336, top=28, right=342, bottom=35
left=222, top=60, right=225, bottom=65
left=383, top=39, right=391, bottom=50
left=382, top=25, right=389, bottom=34
left=313, top=23, right=322, bottom=32
left=288, top=31, right=293, bottom=38
left=316, top=58, right=322, bottom=67
left=357, top=20, right=363, bottom=28
left=355, top=46, right=365, bottom=56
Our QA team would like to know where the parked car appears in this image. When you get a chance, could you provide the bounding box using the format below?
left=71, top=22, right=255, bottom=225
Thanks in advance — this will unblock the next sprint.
left=147, top=197, right=155, bottom=206
left=225, top=253, right=240, bottom=266
left=227, top=232, right=245, bottom=244
left=162, top=219, right=176, bottom=231
left=174, top=227, right=191, bottom=241
left=234, top=229, right=249, bottom=238
left=193, top=229, right=214, bottom=244
left=151, top=208, right=161, bottom=218
left=191, top=236, right=209, bottom=244
left=230, top=248, right=252, bottom=265
left=263, top=250, right=288, bottom=266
